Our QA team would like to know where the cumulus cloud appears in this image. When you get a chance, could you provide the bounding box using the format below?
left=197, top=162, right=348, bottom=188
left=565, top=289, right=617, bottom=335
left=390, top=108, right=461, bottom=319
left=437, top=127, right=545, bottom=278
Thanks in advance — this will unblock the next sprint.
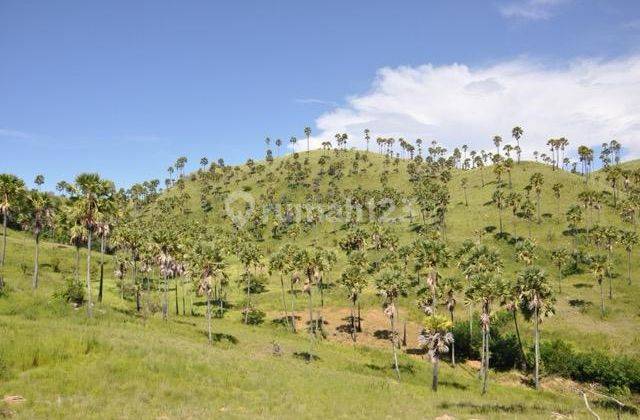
left=299, top=56, right=640, bottom=160
left=499, top=0, right=570, bottom=20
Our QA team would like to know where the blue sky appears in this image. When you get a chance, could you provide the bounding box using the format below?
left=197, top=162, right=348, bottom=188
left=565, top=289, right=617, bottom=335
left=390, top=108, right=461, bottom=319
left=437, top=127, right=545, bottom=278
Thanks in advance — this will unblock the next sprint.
left=1, top=0, right=639, bottom=190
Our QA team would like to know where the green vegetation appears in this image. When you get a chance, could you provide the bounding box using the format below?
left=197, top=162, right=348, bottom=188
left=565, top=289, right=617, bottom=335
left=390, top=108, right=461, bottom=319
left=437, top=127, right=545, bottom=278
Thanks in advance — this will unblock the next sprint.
left=1, top=134, right=639, bottom=418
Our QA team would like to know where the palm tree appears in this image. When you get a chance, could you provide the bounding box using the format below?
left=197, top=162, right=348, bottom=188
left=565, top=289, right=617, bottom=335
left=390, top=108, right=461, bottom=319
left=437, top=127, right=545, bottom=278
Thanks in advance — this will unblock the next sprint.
left=550, top=248, right=570, bottom=293
left=529, top=172, right=544, bottom=223
left=516, top=266, right=555, bottom=390
left=492, top=188, right=507, bottom=234
left=466, top=272, right=505, bottom=395
left=269, top=246, right=296, bottom=332
left=188, top=241, right=227, bottom=344
left=364, top=129, right=371, bottom=152
left=512, top=126, right=523, bottom=164
left=418, top=315, right=453, bottom=392
left=304, top=127, right=311, bottom=154
left=439, top=276, right=461, bottom=366
left=0, top=174, right=25, bottom=280
left=590, top=255, right=608, bottom=318
left=23, top=191, right=54, bottom=289
left=339, top=252, right=368, bottom=342
left=68, top=173, right=114, bottom=317
left=620, top=230, right=638, bottom=285
left=493, top=135, right=502, bottom=157
left=375, top=267, right=409, bottom=380
left=414, top=238, right=450, bottom=315
left=552, top=183, right=563, bottom=219
left=275, top=138, right=282, bottom=156
left=34, top=174, right=45, bottom=190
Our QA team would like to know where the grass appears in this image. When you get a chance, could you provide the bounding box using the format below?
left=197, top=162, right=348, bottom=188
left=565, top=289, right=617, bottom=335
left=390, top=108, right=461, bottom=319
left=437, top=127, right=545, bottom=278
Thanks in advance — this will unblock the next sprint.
left=1, top=150, right=639, bottom=418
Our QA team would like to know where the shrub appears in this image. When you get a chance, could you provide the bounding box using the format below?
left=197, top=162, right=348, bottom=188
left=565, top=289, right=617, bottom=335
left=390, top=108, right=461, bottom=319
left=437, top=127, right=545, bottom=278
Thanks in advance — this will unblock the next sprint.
left=54, top=278, right=85, bottom=305
left=540, top=339, right=640, bottom=393
left=241, top=307, right=265, bottom=325
left=450, top=319, right=524, bottom=371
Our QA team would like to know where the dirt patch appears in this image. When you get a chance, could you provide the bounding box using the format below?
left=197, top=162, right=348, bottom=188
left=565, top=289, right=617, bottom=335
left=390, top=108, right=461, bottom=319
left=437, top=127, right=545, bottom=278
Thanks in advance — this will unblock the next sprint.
left=269, top=306, right=425, bottom=353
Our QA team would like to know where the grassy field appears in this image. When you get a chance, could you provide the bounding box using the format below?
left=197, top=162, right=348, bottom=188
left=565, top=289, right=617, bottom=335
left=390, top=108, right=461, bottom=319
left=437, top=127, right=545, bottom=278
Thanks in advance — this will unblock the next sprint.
left=1, top=150, right=639, bottom=418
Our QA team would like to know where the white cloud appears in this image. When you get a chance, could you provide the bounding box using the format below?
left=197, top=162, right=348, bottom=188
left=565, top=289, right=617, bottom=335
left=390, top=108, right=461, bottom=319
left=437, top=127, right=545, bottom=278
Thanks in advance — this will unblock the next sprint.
left=0, top=128, right=31, bottom=139
left=299, top=56, right=640, bottom=160
left=295, top=98, right=339, bottom=107
left=499, top=0, right=570, bottom=20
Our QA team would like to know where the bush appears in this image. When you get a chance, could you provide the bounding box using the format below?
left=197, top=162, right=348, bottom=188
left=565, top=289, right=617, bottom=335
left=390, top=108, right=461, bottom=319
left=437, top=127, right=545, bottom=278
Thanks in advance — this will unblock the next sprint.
left=54, top=278, right=85, bottom=305
left=450, top=319, right=524, bottom=371
left=241, top=307, right=265, bottom=325
left=540, top=339, right=640, bottom=393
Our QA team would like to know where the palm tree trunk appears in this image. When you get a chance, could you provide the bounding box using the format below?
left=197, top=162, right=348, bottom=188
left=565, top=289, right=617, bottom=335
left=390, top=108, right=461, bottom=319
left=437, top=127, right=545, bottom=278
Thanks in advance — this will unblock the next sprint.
left=482, top=326, right=489, bottom=395
left=390, top=314, right=400, bottom=381
left=289, top=280, right=296, bottom=332
left=534, top=307, right=540, bottom=390
left=244, top=268, right=251, bottom=324
left=628, top=250, right=632, bottom=285
left=32, top=233, right=40, bottom=289
left=206, top=290, right=212, bottom=344
left=279, top=275, right=291, bottom=331
left=175, top=277, right=180, bottom=315
left=450, top=309, right=456, bottom=366
left=1, top=210, right=7, bottom=268
left=357, top=301, right=362, bottom=332
left=350, top=296, right=356, bottom=342
left=98, top=235, right=105, bottom=303
left=432, top=355, right=440, bottom=392
left=86, top=230, right=93, bottom=317
left=75, top=246, right=80, bottom=282
left=608, top=251, right=613, bottom=300
left=599, top=281, right=605, bottom=318
left=162, top=272, right=168, bottom=320
left=513, top=310, right=528, bottom=371
left=307, top=290, right=314, bottom=335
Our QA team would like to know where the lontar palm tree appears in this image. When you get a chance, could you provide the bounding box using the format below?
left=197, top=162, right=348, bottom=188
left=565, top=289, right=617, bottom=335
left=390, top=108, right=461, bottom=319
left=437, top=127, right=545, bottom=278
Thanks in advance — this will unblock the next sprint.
left=304, top=127, right=311, bottom=154
left=620, top=230, right=639, bottom=285
left=68, top=173, right=114, bottom=317
left=529, top=172, right=544, bottom=223
left=24, top=190, right=54, bottom=289
left=418, top=315, right=453, bottom=392
left=466, top=272, right=505, bottom=395
left=512, top=126, right=523, bottom=164
left=414, top=238, right=450, bottom=315
left=590, top=255, right=608, bottom=318
left=439, top=276, right=461, bottom=366
left=364, top=128, right=370, bottom=152
left=375, top=267, right=409, bottom=380
left=0, top=174, right=25, bottom=283
left=339, top=251, right=368, bottom=342
left=516, top=266, right=555, bottom=390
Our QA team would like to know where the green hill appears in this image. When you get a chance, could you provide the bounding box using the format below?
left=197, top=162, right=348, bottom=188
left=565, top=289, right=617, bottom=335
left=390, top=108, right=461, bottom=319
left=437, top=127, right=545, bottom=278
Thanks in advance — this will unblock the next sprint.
left=1, top=149, right=639, bottom=418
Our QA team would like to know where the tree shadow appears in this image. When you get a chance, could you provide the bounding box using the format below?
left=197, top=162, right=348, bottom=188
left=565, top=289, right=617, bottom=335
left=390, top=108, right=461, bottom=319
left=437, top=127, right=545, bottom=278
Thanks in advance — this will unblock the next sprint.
left=293, top=352, right=320, bottom=362
left=202, top=331, right=238, bottom=344
left=364, top=363, right=384, bottom=371
left=405, top=347, right=426, bottom=356
left=573, top=283, right=593, bottom=289
left=440, top=380, right=469, bottom=390
left=374, top=329, right=392, bottom=340
left=271, top=315, right=300, bottom=327
left=568, top=299, right=592, bottom=309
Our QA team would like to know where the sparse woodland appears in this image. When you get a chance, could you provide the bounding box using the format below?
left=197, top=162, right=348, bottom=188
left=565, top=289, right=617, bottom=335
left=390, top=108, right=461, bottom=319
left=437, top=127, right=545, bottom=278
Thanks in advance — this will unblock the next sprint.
left=1, top=129, right=640, bottom=418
